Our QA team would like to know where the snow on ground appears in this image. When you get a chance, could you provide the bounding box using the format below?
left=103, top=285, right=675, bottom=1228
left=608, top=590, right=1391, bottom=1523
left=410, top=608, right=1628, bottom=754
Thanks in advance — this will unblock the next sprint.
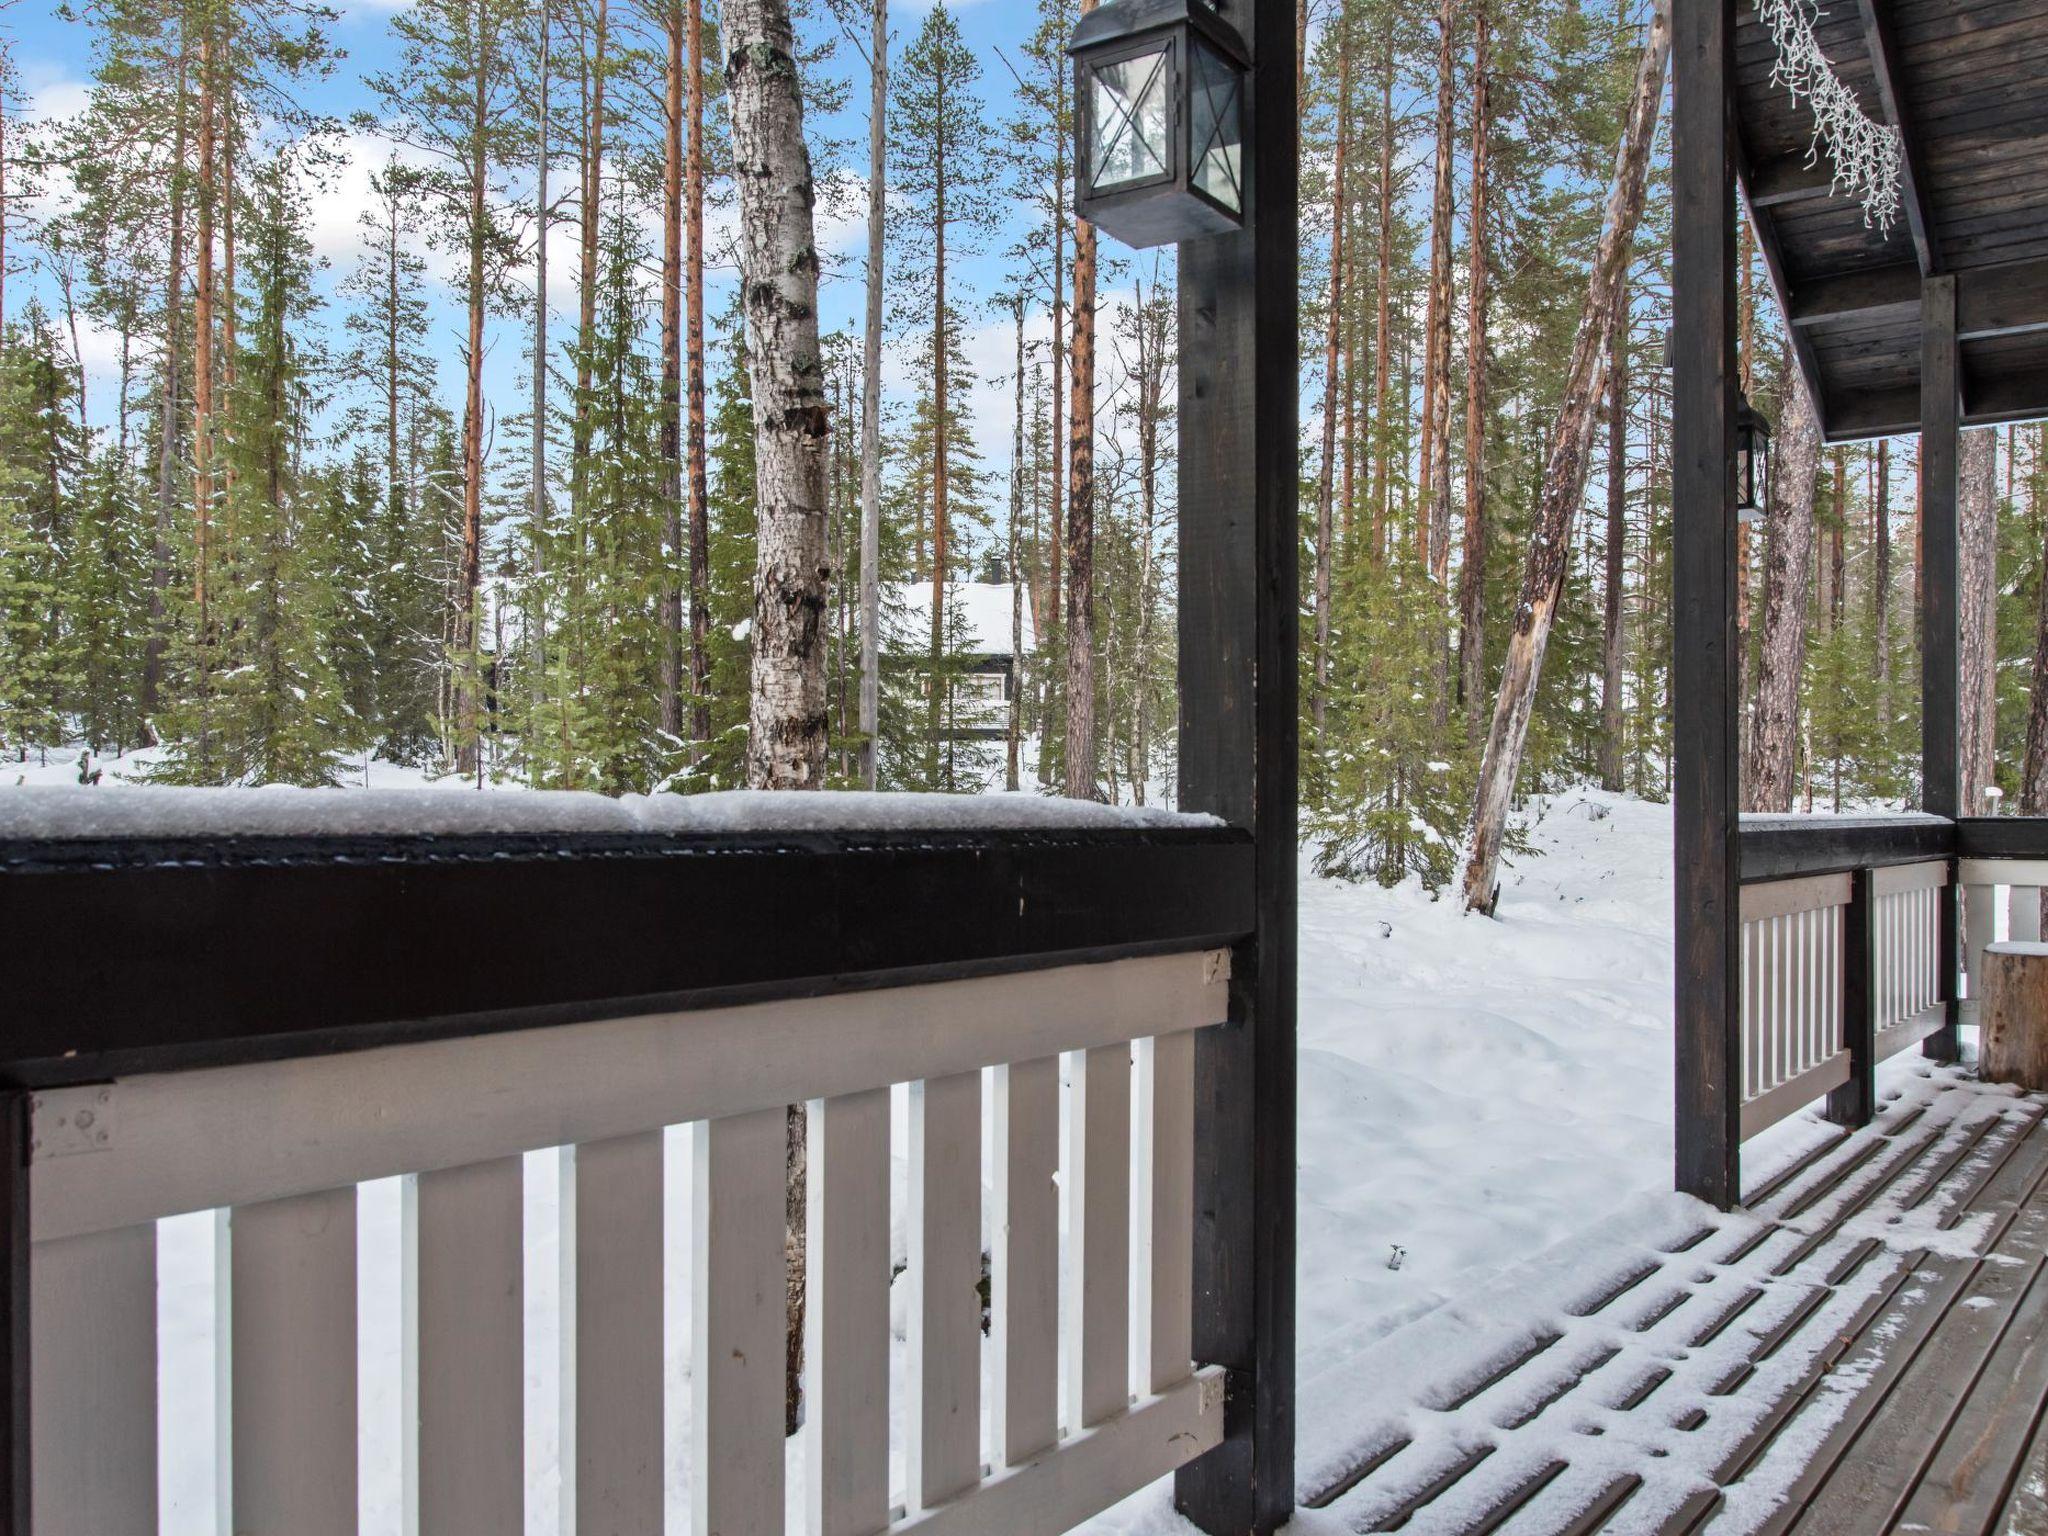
left=23, top=766, right=1859, bottom=1532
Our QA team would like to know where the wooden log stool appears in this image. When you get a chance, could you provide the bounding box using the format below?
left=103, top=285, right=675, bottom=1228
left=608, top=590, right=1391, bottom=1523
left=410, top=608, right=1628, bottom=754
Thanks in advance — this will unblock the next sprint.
left=1980, top=941, right=2048, bottom=1090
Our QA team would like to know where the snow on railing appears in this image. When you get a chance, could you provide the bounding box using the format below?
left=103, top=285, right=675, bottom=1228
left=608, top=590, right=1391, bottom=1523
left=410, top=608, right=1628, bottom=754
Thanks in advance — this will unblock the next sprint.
left=26, top=951, right=1229, bottom=1535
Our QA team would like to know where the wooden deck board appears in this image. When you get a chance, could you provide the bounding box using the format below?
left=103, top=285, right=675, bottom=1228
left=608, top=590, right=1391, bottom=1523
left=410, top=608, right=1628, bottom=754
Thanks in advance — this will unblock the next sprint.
left=1309, top=1074, right=2048, bottom=1536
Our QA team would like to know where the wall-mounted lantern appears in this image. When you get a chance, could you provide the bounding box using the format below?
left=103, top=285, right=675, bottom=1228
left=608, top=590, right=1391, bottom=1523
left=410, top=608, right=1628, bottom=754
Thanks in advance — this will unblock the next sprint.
left=1735, top=392, right=1772, bottom=524
left=1069, top=0, right=1249, bottom=250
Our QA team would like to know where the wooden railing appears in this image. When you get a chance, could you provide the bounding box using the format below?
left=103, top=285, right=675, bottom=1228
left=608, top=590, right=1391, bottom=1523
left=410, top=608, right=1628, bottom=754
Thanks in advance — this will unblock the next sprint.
left=26, top=950, right=1229, bottom=1536
left=1735, top=814, right=1960, bottom=1144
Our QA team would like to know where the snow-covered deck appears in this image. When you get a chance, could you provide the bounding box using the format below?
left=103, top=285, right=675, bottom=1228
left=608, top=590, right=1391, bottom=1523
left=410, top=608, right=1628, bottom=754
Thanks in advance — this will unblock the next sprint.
left=1291, top=1065, right=2048, bottom=1534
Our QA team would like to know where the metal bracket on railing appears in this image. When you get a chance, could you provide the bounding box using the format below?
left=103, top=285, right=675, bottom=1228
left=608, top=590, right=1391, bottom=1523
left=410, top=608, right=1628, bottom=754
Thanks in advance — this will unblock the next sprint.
left=30, top=1086, right=116, bottom=1159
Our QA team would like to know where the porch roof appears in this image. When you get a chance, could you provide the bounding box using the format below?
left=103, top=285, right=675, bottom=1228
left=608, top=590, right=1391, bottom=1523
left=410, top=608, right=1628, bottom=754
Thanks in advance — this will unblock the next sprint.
left=1735, top=0, right=2048, bottom=441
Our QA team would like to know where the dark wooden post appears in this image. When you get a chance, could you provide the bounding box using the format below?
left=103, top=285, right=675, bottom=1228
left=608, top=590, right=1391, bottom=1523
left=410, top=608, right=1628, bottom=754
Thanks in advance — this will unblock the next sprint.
left=1671, top=0, right=1744, bottom=1210
left=1827, top=867, right=1878, bottom=1127
left=1175, top=0, right=1297, bottom=1527
left=1922, top=273, right=1963, bottom=1063
left=0, top=1092, right=28, bottom=1533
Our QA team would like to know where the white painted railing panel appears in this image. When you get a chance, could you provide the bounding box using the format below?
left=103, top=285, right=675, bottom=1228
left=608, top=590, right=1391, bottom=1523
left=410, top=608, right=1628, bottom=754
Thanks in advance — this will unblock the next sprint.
left=229, top=1188, right=358, bottom=1536
left=1739, top=875, right=1853, bottom=1139
left=19, top=950, right=1230, bottom=1536
left=29, top=1223, right=156, bottom=1536
left=1874, top=861, right=1947, bottom=1060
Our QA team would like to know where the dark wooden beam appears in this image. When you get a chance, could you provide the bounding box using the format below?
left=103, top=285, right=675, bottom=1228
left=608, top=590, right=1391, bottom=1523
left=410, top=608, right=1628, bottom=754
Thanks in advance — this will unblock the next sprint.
left=1736, top=150, right=1831, bottom=443
left=1748, top=152, right=1838, bottom=209
left=1739, top=814, right=1956, bottom=881
left=1922, top=272, right=1963, bottom=1063
left=1826, top=868, right=1878, bottom=1128
left=0, top=828, right=1253, bottom=1084
left=1174, top=0, right=1297, bottom=1526
left=1825, top=368, right=2048, bottom=442
left=1855, top=0, right=1940, bottom=275
left=1791, top=255, right=2048, bottom=337
left=1673, top=0, right=1744, bottom=1210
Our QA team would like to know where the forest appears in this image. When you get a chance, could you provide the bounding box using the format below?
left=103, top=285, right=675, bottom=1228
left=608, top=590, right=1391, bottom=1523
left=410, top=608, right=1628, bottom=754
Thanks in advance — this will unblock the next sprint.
left=0, top=0, right=2043, bottom=894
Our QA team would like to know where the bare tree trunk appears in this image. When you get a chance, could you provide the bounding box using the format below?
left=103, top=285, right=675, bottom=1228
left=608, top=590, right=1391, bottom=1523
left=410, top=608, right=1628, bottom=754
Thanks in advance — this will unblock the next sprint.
left=146, top=36, right=192, bottom=733
left=2023, top=440, right=2048, bottom=822
left=532, top=27, right=551, bottom=710
left=1745, top=374, right=1822, bottom=812
left=1458, top=0, right=1668, bottom=915
left=453, top=22, right=496, bottom=781
left=1369, top=44, right=1394, bottom=557
left=1423, top=0, right=1456, bottom=590
left=1065, top=0, right=1099, bottom=803
left=1008, top=297, right=1024, bottom=791
left=1314, top=12, right=1352, bottom=736
left=194, top=28, right=216, bottom=674
left=687, top=0, right=711, bottom=748
left=1875, top=435, right=1891, bottom=720
left=659, top=0, right=685, bottom=738
left=571, top=0, right=607, bottom=528
left=1829, top=446, right=1846, bottom=629
left=927, top=117, right=950, bottom=785
left=858, top=0, right=886, bottom=789
left=1961, top=426, right=1998, bottom=813
left=1455, top=2, right=1491, bottom=743
left=1599, top=276, right=1627, bottom=791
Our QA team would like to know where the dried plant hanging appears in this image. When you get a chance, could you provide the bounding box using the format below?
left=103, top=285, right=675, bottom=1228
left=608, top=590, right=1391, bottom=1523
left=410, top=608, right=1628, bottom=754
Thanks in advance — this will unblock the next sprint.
left=1756, top=0, right=1904, bottom=231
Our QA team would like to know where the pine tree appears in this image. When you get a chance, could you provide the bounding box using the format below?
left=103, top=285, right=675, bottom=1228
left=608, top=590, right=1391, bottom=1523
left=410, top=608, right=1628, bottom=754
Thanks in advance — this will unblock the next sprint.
left=0, top=310, right=82, bottom=760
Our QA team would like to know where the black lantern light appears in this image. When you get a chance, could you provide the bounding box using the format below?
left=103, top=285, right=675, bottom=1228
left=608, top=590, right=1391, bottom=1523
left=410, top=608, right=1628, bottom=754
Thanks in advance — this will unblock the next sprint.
left=1069, top=0, right=1249, bottom=249
left=1734, top=392, right=1772, bottom=524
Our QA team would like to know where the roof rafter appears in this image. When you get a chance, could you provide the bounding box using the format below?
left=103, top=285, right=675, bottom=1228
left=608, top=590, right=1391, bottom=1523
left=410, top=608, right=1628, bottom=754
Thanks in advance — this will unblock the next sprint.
left=1791, top=255, right=2048, bottom=338
left=1853, top=0, right=1940, bottom=275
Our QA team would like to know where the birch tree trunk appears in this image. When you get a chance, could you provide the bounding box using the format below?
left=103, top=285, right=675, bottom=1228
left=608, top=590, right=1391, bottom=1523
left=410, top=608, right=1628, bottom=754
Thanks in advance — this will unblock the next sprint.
left=687, top=0, right=711, bottom=747
left=731, top=0, right=832, bottom=793
left=857, top=0, right=886, bottom=789
left=1960, top=426, right=1998, bottom=813
left=727, top=0, right=831, bottom=1434
left=1008, top=297, right=1024, bottom=791
left=1458, top=0, right=1669, bottom=914
left=1745, top=373, right=1821, bottom=813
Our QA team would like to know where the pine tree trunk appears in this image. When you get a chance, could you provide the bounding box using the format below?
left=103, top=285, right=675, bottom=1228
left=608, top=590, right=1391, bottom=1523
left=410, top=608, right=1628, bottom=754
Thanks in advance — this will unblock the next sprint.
left=453, top=26, right=493, bottom=781
left=1455, top=3, right=1491, bottom=743
left=1829, top=447, right=1846, bottom=628
left=659, top=0, right=685, bottom=738
left=1875, top=435, right=1891, bottom=718
left=1314, top=14, right=1352, bottom=736
left=530, top=25, right=551, bottom=714
left=2022, top=443, right=2048, bottom=821
left=1008, top=298, right=1024, bottom=791
left=1599, top=277, right=1627, bottom=792
left=572, top=0, right=607, bottom=526
left=1746, top=374, right=1822, bottom=813
left=1458, top=0, right=1669, bottom=914
left=1961, top=426, right=1998, bottom=813
left=928, top=116, right=949, bottom=786
left=146, top=36, right=192, bottom=733
left=1369, top=46, right=1394, bottom=557
left=194, top=31, right=216, bottom=640
left=686, top=0, right=711, bottom=748
left=857, top=0, right=886, bottom=790
left=1065, top=0, right=1099, bottom=804
left=1423, top=0, right=1456, bottom=590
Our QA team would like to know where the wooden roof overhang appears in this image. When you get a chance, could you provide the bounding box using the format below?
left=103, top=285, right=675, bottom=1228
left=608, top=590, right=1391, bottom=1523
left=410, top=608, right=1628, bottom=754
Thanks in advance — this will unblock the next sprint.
left=1734, top=0, right=2048, bottom=443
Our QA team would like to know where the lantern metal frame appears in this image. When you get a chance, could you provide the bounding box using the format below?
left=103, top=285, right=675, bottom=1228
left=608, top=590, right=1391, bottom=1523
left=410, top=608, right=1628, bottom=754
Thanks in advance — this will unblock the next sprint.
left=1734, top=391, right=1772, bottom=523
left=1070, top=0, right=1251, bottom=250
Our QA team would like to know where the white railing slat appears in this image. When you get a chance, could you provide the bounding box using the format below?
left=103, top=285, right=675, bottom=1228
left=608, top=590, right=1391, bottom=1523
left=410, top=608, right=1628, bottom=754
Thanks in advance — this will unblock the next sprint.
left=415, top=1156, right=524, bottom=1535
left=806, top=1088, right=892, bottom=1536
left=1136, top=1031, right=1194, bottom=1396
left=991, top=1056, right=1059, bottom=1468
left=30, top=1225, right=156, bottom=1536
left=1067, top=1044, right=1132, bottom=1433
left=692, top=1107, right=789, bottom=1536
left=2017, top=886, right=2044, bottom=943
left=229, top=1188, right=358, bottom=1535
left=30, top=951, right=1227, bottom=1244
left=570, top=1132, right=664, bottom=1536
left=908, top=1071, right=983, bottom=1511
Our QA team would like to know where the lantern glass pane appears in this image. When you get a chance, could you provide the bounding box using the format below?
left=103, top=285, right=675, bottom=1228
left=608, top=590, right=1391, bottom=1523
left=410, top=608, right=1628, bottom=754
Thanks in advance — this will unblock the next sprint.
left=1090, top=46, right=1171, bottom=191
left=1189, top=39, right=1243, bottom=213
